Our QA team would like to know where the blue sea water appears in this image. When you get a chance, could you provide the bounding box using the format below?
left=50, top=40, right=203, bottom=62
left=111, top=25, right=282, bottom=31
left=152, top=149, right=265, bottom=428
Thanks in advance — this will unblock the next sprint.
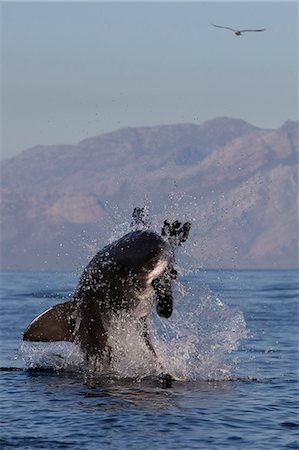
left=0, top=270, right=298, bottom=449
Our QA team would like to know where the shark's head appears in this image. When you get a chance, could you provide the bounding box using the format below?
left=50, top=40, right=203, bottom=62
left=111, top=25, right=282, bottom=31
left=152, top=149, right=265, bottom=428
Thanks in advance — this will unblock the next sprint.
left=110, top=229, right=174, bottom=319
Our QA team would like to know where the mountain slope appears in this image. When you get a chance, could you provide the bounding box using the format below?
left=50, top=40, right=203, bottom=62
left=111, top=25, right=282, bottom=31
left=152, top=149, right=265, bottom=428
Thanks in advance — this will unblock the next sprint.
left=1, top=117, right=298, bottom=270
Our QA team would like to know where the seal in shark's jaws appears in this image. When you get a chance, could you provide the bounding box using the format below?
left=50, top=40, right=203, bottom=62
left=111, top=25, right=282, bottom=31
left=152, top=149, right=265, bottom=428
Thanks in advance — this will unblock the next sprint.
left=23, top=208, right=191, bottom=386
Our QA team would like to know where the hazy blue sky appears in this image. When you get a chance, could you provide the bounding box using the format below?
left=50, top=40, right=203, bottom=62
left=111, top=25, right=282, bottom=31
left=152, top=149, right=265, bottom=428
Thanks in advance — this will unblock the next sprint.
left=1, top=1, right=298, bottom=158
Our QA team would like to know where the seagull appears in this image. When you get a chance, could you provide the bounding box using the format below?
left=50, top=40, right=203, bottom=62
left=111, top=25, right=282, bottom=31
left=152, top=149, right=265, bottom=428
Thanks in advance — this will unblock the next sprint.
left=212, top=24, right=266, bottom=36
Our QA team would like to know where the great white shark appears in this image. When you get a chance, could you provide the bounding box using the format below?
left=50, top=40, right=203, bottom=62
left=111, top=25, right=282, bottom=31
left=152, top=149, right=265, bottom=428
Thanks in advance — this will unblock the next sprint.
left=23, top=208, right=191, bottom=386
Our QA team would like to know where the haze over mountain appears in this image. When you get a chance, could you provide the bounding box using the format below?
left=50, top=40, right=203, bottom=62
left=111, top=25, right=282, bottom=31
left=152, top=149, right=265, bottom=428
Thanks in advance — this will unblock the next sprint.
left=1, top=117, right=298, bottom=270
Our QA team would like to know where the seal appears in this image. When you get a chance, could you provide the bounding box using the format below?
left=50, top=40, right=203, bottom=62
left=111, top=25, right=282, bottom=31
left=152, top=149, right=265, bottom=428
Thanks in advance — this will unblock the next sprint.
left=23, top=208, right=191, bottom=385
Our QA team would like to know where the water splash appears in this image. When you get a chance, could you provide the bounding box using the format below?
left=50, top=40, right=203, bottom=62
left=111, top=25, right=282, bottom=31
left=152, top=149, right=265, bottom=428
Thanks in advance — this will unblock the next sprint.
left=20, top=279, right=246, bottom=381
left=150, top=282, right=247, bottom=381
left=20, top=341, right=84, bottom=371
left=107, top=313, right=159, bottom=379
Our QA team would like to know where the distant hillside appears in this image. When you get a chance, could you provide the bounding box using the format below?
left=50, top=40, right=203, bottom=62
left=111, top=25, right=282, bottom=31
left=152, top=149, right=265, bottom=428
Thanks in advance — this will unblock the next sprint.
left=1, top=117, right=298, bottom=270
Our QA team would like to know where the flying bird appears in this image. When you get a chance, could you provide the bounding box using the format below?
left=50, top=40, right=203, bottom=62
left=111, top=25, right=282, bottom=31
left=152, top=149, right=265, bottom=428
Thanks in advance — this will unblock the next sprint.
left=212, top=24, right=266, bottom=36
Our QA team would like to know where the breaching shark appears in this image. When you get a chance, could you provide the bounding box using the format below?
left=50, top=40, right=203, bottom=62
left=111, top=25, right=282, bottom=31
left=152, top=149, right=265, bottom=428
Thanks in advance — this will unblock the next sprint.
left=23, top=208, right=191, bottom=386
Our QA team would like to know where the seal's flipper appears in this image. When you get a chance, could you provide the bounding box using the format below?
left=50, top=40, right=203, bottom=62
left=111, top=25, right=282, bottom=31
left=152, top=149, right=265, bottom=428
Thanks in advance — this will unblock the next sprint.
left=152, top=271, right=174, bottom=319
left=161, top=220, right=191, bottom=248
left=131, top=207, right=150, bottom=230
left=23, top=300, right=77, bottom=342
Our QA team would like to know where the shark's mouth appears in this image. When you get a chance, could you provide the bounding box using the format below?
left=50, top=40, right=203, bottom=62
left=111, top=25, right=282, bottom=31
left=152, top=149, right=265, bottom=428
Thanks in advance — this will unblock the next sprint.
left=132, top=250, right=173, bottom=319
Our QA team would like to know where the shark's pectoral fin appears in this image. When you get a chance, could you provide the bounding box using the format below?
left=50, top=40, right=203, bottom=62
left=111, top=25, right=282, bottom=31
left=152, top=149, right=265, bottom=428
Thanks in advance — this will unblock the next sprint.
left=23, top=300, right=77, bottom=342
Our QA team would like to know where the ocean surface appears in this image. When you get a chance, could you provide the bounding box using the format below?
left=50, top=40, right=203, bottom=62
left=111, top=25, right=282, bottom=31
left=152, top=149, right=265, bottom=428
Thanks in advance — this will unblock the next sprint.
left=0, top=270, right=298, bottom=449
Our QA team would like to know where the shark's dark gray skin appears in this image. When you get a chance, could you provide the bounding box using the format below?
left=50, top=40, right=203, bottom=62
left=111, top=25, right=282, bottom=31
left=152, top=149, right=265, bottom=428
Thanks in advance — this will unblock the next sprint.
left=23, top=209, right=191, bottom=385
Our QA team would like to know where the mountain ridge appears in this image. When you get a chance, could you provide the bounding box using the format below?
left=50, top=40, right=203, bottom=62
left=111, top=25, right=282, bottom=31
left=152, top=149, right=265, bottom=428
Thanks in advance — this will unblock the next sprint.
left=1, top=117, right=298, bottom=270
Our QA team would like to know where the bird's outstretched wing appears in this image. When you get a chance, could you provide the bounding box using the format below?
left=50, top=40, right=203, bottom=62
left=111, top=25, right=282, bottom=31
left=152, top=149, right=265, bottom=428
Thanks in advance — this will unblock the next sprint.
left=211, top=24, right=236, bottom=32
left=239, top=28, right=266, bottom=33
